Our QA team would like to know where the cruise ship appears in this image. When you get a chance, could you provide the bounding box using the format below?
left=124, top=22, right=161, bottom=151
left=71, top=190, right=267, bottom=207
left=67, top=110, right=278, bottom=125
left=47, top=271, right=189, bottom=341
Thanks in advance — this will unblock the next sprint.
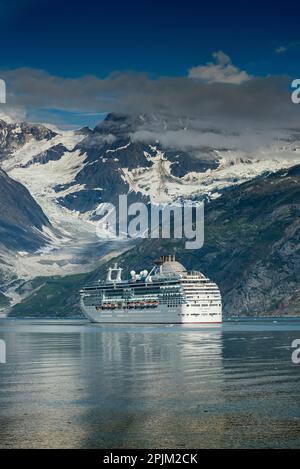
left=80, top=255, right=222, bottom=324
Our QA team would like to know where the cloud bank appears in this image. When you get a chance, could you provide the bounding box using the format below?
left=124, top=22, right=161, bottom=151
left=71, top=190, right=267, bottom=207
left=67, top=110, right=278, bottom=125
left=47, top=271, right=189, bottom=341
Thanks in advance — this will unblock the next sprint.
left=0, top=52, right=299, bottom=130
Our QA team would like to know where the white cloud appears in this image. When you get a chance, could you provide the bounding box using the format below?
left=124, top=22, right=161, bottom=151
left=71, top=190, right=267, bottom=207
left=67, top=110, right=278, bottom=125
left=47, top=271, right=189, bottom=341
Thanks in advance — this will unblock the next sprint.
left=0, top=105, right=27, bottom=123
left=188, top=51, right=251, bottom=84
left=1, top=67, right=299, bottom=128
left=130, top=127, right=290, bottom=154
left=275, top=42, right=300, bottom=54
left=275, top=46, right=287, bottom=54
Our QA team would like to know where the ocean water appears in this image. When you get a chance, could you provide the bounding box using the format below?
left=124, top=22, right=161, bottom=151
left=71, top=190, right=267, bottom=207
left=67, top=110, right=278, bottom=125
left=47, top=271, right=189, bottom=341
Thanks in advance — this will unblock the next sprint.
left=0, top=318, right=299, bottom=449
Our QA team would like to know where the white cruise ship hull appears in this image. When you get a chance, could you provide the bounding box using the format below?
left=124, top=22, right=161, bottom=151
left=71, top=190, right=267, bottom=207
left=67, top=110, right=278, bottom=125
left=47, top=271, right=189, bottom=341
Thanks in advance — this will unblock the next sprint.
left=81, top=299, right=222, bottom=324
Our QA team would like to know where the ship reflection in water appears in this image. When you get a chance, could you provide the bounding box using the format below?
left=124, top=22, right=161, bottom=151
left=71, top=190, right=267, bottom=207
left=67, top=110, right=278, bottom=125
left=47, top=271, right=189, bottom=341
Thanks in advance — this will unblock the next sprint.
left=0, top=319, right=300, bottom=448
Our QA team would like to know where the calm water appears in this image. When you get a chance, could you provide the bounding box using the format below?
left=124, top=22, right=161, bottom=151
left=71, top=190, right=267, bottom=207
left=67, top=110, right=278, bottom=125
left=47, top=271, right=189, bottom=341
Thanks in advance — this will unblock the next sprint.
left=0, top=318, right=299, bottom=449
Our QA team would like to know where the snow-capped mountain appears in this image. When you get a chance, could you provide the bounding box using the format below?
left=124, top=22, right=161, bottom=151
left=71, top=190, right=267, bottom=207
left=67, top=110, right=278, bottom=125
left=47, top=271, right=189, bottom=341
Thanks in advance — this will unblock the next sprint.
left=0, top=120, right=131, bottom=307
left=0, top=166, right=54, bottom=307
left=10, top=164, right=300, bottom=319
left=0, top=113, right=299, bottom=311
left=0, top=120, right=56, bottom=161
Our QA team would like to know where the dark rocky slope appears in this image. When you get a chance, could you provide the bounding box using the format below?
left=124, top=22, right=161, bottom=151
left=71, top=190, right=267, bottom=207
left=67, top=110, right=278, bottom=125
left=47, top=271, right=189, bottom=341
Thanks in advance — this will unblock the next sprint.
left=0, top=168, right=51, bottom=251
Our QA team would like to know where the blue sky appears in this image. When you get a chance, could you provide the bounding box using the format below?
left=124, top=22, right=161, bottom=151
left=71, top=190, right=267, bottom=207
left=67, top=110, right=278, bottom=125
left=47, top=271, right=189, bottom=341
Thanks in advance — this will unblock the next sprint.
left=0, top=0, right=300, bottom=127
left=1, top=0, right=299, bottom=77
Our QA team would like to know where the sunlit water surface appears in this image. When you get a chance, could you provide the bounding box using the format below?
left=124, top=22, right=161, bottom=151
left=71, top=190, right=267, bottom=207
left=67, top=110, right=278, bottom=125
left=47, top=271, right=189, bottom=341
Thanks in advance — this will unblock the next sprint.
left=0, top=318, right=299, bottom=448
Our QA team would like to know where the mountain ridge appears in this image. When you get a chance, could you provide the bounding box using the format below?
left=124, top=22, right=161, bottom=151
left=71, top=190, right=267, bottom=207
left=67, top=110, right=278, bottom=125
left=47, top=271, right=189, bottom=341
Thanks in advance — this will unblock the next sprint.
left=0, top=114, right=299, bottom=315
left=8, top=164, right=300, bottom=317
